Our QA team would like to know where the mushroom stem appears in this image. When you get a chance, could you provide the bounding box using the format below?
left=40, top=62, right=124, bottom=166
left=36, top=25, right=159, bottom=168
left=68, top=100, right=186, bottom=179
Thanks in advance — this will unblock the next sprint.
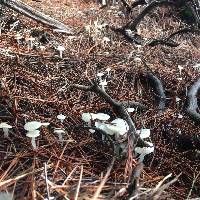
left=31, top=137, right=37, bottom=149
left=58, top=132, right=63, bottom=141
left=3, top=128, right=9, bottom=137
left=59, top=51, right=63, bottom=58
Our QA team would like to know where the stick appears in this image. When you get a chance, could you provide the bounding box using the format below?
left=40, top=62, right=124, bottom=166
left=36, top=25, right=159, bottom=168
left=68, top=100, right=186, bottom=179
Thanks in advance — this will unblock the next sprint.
left=2, top=0, right=73, bottom=34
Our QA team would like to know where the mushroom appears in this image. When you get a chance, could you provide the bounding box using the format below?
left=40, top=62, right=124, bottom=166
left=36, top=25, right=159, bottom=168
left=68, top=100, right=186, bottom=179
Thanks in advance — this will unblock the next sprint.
left=15, top=33, right=22, bottom=46
left=0, top=122, right=12, bottom=137
left=95, top=113, right=110, bottom=121
left=56, top=46, right=65, bottom=58
left=57, top=114, right=66, bottom=123
left=54, top=128, right=65, bottom=141
left=96, top=118, right=129, bottom=138
left=99, top=79, right=107, bottom=91
left=39, top=45, right=46, bottom=52
left=127, top=107, right=135, bottom=113
left=26, top=130, right=40, bottom=149
left=82, top=112, right=96, bottom=126
left=135, top=145, right=154, bottom=163
left=178, top=65, right=184, bottom=76
left=24, top=121, right=43, bottom=131
left=105, top=68, right=111, bottom=76
left=139, top=128, right=151, bottom=139
left=97, top=72, right=104, bottom=82
left=27, top=37, right=35, bottom=49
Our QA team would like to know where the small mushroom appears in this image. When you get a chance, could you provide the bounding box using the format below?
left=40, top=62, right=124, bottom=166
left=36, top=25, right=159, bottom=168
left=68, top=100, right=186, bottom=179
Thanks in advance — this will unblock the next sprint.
left=24, top=121, right=42, bottom=131
left=97, top=72, right=104, bottom=82
left=105, top=68, right=111, bottom=76
left=127, top=107, right=135, bottom=113
left=95, top=113, right=110, bottom=121
left=57, top=114, right=66, bottom=123
left=15, top=33, right=22, bottom=46
left=135, top=145, right=154, bottom=163
left=26, top=130, right=40, bottom=149
left=99, top=79, right=107, bottom=91
left=82, top=112, right=96, bottom=126
left=54, top=128, right=65, bottom=141
left=39, top=45, right=46, bottom=52
left=27, top=37, right=35, bottom=49
left=139, top=128, right=151, bottom=139
left=0, top=122, right=12, bottom=137
left=56, top=46, right=65, bottom=58
left=178, top=65, right=184, bottom=76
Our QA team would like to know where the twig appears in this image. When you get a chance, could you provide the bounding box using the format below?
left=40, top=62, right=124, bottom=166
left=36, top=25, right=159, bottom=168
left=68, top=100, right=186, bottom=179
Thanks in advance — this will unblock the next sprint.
left=44, top=163, right=50, bottom=200
left=74, top=165, right=83, bottom=200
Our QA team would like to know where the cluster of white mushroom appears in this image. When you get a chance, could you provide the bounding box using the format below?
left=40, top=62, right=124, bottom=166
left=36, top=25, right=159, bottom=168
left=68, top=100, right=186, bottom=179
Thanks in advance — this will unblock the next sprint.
left=82, top=112, right=129, bottom=139
left=85, top=20, right=109, bottom=44
left=14, top=33, right=65, bottom=58
left=135, top=128, right=154, bottom=163
left=0, top=113, right=68, bottom=150
left=97, top=67, right=111, bottom=91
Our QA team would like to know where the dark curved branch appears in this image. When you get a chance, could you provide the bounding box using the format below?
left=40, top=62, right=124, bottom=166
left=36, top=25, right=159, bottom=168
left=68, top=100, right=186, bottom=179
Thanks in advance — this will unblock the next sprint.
left=124, top=0, right=174, bottom=30
left=2, top=0, right=73, bottom=33
left=148, top=38, right=179, bottom=47
left=148, top=27, right=200, bottom=47
left=147, top=73, right=166, bottom=113
left=186, top=77, right=200, bottom=123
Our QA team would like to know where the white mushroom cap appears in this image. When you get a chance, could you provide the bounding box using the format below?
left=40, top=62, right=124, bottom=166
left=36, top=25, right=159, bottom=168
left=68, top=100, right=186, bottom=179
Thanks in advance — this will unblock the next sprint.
left=24, top=121, right=42, bottom=131
left=57, top=45, right=65, bottom=51
left=97, top=72, right=104, bottom=77
left=0, top=122, right=12, bottom=129
left=178, top=65, right=184, bottom=70
left=95, top=121, right=115, bottom=135
left=140, top=128, right=151, bottom=139
left=95, top=118, right=129, bottom=136
left=82, top=113, right=96, bottom=122
left=105, top=67, right=111, bottom=72
left=15, top=33, right=22, bottom=40
left=110, top=118, right=129, bottom=135
left=127, top=107, right=135, bottom=113
left=54, top=128, right=65, bottom=134
left=41, top=122, right=50, bottom=126
left=99, top=79, right=107, bottom=86
left=135, top=146, right=154, bottom=155
left=57, top=114, right=66, bottom=120
left=95, top=113, right=110, bottom=121
left=28, top=37, right=35, bottom=41
left=26, top=130, right=40, bottom=137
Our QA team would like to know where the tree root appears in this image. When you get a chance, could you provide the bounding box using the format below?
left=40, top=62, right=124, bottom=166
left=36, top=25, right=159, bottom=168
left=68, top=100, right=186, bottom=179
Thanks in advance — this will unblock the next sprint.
left=186, top=77, right=200, bottom=124
left=2, top=0, right=73, bottom=33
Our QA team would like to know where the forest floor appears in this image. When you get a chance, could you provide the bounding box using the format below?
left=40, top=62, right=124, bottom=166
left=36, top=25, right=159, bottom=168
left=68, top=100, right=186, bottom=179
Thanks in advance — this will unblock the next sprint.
left=0, top=0, right=200, bottom=199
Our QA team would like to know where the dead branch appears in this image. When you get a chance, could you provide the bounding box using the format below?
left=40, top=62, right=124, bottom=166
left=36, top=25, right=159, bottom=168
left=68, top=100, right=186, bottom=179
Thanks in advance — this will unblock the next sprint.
left=147, top=73, right=166, bottom=113
left=2, top=0, right=73, bottom=33
left=123, top=0, right=174, bottom=31
left=186, top=77, right=200, bottom=123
